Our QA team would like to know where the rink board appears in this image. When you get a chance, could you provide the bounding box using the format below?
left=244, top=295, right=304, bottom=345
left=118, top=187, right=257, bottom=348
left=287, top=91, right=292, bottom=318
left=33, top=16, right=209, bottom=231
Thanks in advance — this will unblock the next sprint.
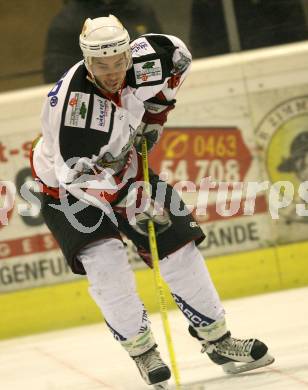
left=1, top=240, right=308, bottom=340
left=2, top=42, right=308, bottom=340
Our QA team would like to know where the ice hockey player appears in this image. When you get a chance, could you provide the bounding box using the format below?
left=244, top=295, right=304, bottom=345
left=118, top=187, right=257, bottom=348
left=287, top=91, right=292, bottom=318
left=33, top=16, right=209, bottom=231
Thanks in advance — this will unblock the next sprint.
left=31, top=14, right=274, bottom=389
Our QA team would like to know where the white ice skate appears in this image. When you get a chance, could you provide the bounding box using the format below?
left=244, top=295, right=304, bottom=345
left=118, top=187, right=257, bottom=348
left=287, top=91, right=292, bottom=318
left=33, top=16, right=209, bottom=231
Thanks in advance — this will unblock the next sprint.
left=202, top=332, right=275, bottom=374
left=133, top=347, right=171, bottom=388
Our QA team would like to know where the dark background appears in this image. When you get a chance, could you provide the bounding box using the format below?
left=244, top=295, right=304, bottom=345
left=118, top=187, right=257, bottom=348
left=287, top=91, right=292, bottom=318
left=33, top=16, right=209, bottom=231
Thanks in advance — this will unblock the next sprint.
left=1, top=0, right=308, bottom=92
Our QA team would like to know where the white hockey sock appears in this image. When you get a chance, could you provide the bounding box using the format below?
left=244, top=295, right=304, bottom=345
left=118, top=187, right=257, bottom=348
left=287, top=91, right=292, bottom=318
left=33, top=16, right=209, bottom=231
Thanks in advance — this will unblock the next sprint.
left=159, top=241, right=225, bottom=327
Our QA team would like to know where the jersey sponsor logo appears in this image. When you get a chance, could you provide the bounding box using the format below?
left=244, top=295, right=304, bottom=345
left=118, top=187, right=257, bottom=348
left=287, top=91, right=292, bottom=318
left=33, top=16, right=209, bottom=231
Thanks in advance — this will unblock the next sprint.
left=79, top=102, right=87, bottom=119
left=50, top=96, right=58, bottom=107
left=64, top=92, right=90, bottom=128
left=69, top=96, right=78, bottom=106
left=172, top=293, right=214, bottom=327
left=142, top=61, right=155, bottom=69
left=134, top=59, right=162, bottom=85
left=131, top=37, right=155, bottom=56
left=90, top=94, right=111, bottom=132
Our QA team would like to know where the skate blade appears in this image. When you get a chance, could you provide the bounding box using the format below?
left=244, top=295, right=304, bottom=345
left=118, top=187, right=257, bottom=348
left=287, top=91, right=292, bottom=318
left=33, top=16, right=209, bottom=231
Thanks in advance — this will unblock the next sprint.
left=153, top=381, right=169, bottom=389
left=222, top=353, right=275, bottom=374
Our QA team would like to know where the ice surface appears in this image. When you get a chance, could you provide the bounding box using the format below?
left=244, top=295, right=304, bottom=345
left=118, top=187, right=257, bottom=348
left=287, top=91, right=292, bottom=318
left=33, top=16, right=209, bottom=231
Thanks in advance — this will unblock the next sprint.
left=1, top=287, right=308, bottom=389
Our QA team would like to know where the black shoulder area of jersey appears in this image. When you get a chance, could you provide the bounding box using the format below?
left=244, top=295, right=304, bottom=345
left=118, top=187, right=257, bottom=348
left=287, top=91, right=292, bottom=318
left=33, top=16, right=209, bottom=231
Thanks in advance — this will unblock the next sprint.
left=59, top=63, right=114, bottom=163
left=126, top=34, right=176, bottom=88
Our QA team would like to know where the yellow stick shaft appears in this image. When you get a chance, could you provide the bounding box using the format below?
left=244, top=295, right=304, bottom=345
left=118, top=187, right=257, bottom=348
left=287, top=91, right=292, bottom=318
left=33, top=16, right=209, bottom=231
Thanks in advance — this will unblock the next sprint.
left=141, top=138, right=181, bottom=389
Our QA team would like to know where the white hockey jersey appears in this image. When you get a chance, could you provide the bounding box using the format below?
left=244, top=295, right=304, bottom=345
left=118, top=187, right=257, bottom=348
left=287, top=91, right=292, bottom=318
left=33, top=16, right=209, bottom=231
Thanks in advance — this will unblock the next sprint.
left=32, top=34, right=192, bottom=196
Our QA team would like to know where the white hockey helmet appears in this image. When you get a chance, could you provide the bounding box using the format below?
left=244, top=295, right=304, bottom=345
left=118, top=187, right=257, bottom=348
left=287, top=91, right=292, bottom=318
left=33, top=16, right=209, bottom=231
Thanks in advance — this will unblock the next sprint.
left=79, top=15, right=132, bottom=72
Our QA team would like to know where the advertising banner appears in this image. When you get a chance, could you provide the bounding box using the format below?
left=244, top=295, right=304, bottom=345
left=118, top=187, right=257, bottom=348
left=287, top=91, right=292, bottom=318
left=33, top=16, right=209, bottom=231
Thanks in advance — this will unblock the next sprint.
left=254, top=94, right=308, bottom=244
left=0, top=130, right=82, bottom=292
left=0, top=123, right=271, bottom=292
left=148, top=126, right=274, bottom=258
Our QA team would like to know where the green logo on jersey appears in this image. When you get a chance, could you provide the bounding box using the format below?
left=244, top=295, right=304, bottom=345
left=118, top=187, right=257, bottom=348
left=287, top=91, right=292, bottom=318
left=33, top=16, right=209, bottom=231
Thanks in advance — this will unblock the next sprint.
left=79, top=102, right=87, bottom=119
left=142, top=61, right=155, bottom=69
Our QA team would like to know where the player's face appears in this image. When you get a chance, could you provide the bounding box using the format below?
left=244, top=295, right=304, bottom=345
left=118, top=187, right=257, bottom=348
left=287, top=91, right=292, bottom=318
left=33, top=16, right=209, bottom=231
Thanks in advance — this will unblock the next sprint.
left=294, top=153, right=308, bottom=181
left=91, top=54, right=127, bottom=93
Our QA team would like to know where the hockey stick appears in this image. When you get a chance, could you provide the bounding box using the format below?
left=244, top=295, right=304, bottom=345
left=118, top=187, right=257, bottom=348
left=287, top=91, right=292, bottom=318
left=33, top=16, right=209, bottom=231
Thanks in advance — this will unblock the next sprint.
left=141, top=137, right=181, bottom=389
